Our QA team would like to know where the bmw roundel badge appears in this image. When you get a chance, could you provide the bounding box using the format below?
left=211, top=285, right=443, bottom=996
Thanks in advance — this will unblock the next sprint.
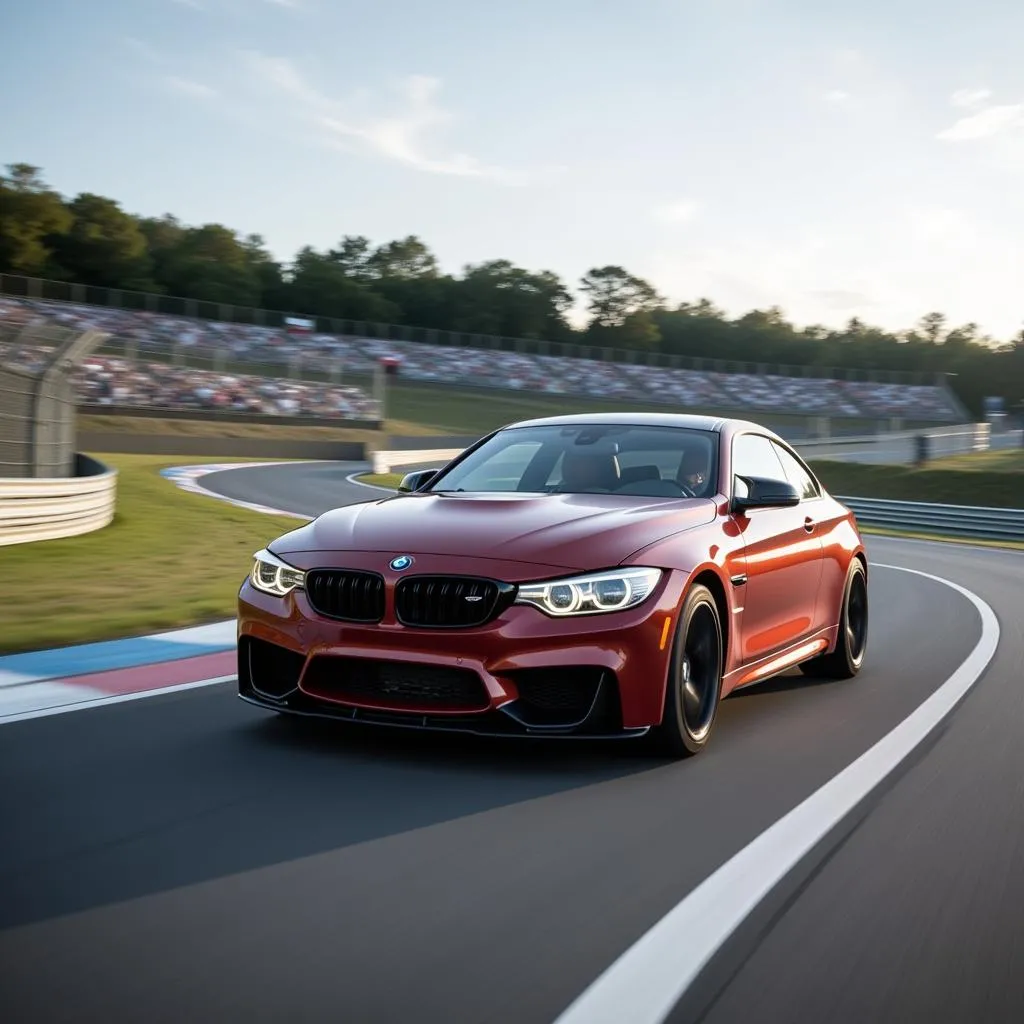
left=389, top=555, right=414, bottom=571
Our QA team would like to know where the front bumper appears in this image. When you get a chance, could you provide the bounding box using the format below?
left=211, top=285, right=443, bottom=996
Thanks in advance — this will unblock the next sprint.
left=236, top=567, right=686, bottom=736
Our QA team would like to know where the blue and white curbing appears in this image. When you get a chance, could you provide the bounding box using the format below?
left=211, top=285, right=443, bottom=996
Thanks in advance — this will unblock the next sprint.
left=0, top=620, right=237, bottom=690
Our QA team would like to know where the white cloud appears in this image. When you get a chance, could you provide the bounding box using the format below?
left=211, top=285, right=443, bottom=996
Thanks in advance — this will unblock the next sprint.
left=165, top=76, right=218, bottom=100
left=653, top=199, right=700, bottom=224
left=951, top=87, right=992, bottom=109
left=643, top=206, right=1021, bottom=340
left=239, top=53, right=557, bottom=184
left=823, top=89, right=851, bottom=103
left=171, top=0, right=204, bottom=9
left=937, top=102, right=1024, bottom=142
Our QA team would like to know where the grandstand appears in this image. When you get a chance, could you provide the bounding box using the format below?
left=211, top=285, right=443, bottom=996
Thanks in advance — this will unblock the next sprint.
left=0, top=285, right=970, bottom=430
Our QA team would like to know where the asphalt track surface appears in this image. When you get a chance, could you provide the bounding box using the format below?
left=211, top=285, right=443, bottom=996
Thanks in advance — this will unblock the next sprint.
left=202, top=457, right=390, bottom=517
left=2, top=464, right=1022, bottom=1023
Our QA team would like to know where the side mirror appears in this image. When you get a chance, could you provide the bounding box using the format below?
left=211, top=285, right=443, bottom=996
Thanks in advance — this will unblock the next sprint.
left=397, top=469, right=438, bottom=493
left=731, top=475, right=801, bottom=513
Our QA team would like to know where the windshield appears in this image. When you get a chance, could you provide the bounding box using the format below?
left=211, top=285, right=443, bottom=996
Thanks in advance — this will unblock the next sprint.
left=426, top=423, right=719, bottom=498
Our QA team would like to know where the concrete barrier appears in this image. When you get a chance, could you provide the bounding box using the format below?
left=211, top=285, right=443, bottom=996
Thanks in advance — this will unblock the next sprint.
left=80, top=433, right=367, bottom=461
left=372, top=448, right=464, bottom=474
left=0, top=454, right=117, bottom=546
left=79, top=404, right=382, bottom=431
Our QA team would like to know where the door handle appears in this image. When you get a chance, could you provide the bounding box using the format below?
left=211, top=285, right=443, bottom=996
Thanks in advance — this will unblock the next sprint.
left=803, top=516, right=815, bottom=533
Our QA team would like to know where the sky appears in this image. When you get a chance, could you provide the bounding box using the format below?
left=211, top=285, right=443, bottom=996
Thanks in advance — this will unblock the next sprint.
left=2, top=0, right=1023, bottom=340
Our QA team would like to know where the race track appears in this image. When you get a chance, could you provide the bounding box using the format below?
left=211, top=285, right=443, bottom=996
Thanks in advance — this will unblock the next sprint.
left=201, top=457, right=398, bottom=516
left=1, top=462, right=1022, bottom=1024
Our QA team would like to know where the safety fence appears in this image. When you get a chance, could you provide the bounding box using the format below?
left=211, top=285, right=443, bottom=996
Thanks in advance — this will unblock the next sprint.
left=0, top=455, right=117, bottom=547
left=838, top=496, right=1023, bottom=542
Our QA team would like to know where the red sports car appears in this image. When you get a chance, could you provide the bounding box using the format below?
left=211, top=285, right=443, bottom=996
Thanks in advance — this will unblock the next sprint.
left=237, top=413, right=868, bottom=757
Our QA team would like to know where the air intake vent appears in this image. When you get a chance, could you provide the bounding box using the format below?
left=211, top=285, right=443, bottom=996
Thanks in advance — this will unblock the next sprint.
left=302, top=656, right=490, bottom=711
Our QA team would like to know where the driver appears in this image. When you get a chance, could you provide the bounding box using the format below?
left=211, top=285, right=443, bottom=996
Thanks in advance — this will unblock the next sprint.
left=559, top=448, right=620, bottom=492
left=679, top=446, right=712, bottom=496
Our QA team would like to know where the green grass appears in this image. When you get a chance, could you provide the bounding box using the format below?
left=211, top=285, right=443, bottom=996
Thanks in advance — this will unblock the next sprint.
left=0, top=454, right=306, bottom=655
left=79, top=413, right=441, bottom=442
left=857, top=524, right=1024, bottom=550
left=359, top=472, right=405, bottom=488
left=927, top=448, right=1024, bottom=473
left=807, top=456, right=1024, bottom=509
left=379, top=383, right=734, bottom=435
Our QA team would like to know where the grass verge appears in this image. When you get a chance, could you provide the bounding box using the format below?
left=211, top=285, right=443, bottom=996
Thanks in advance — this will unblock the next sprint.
left=0, top=454, right=305, bottom=655
left=808, top=455, right=1024, bottom=508
left=79, top=413, right=441, bottom=442
left=858, top=524, right=1024, bottom=551
left=358, top=472, right=405, bottom=489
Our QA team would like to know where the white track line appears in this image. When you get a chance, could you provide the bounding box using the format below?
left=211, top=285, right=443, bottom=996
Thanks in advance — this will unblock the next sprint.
left=0, top=675, right=236, bottom=725
left=552, top=562, right=1000, bottom=1024
left=344, top=471, right=397, bottom=492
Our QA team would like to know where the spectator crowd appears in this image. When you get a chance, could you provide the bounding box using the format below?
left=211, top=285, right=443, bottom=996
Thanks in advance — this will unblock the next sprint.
left=0, top=298, right=963, bottom=423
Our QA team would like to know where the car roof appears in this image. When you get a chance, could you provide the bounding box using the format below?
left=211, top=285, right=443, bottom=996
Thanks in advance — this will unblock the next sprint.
left=501, top=411, right=782, bottom=439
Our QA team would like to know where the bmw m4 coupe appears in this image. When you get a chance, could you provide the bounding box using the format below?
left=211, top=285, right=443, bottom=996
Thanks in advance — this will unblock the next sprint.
left=237, top=413, right=869, bottom=757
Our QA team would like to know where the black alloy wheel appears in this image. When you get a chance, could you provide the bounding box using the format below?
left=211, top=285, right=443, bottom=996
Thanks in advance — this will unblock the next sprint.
left=656, top=583, right=724, bottom=758
left=800, top=557, right=869, bottom=679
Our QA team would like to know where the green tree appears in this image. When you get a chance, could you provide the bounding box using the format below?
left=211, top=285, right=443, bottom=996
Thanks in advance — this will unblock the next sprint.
left=138, top=214, right=186, bottom=295
left=241, top=233, right=286, bottom=308
left=368, top=235, right=438, bottom=280
left=0, top=164, right=72, bottom=277
left=919, top=311, right=948, bottom=345
left=327, top=235, right=375, bottom=283
left=287, top=246, right=398, bottom=322
left=50, top=193, right=154, bottom=290
left=580, top=266, right=661, bottom=329
left=160, top=224, right=262, bottom=306
left=454, top=260, right=573, bottom=340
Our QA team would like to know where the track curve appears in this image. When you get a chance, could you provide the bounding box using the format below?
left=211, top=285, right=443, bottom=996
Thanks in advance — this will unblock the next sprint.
left=202, top=459, right=387, bottom=518
left=0, top=462, right=1021, bottom=1024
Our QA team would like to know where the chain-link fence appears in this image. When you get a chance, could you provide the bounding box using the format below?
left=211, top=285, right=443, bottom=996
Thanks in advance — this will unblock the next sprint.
left=0, top=319, right=109, bottom=478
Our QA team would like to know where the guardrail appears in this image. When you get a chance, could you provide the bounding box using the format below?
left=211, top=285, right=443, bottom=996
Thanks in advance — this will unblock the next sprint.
left=838, top=496, right=1023, bottom=541
left=0, top=454, right=117, bottom=546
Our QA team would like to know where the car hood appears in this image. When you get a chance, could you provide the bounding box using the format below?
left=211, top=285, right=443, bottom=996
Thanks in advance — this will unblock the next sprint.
left=269, top=491, right=717, bottom=572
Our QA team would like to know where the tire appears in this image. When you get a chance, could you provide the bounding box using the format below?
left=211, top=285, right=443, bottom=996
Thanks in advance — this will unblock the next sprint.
left=654, top=583, right=724, bottom=758
left=800, top=558, right=868, bottom=680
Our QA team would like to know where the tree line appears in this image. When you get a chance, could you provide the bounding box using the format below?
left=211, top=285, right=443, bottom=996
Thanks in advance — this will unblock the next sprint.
left=1, top=162, right=1021, bottom=416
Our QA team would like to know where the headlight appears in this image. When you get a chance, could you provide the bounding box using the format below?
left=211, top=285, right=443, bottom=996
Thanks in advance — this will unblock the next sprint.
left=514, top=567, right=662, bottom=617
left=250, top=548, right=306, bottom=597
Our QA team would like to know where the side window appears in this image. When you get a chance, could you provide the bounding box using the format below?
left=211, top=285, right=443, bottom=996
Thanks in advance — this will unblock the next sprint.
left=772, top=442, right=820, bottom=500
left=733, top=434, right=787, bottom=485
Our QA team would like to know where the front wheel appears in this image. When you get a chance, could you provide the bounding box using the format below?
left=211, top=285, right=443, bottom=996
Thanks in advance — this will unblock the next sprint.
left=654, top=583, right=724, bottom=758
left=800, top=558, right=868, bottom=679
